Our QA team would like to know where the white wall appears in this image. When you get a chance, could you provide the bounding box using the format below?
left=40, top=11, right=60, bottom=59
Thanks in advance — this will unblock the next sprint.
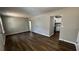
left=49, top=16, right=55, bottom=36
left=2, top=16, right=29, bottom=35
left=31, top=8, right=79, bottom=44
left=31, top=15, right=50, bottom=36
left=58, top=8, right=79, bottom=43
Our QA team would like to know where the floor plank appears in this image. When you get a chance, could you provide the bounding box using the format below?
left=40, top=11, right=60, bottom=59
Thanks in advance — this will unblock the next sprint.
left=4, top=32, right=76, bottom=51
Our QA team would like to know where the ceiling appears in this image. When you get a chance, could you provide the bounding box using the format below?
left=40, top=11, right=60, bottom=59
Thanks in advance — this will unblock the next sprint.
left=0, top=7, right=64, bottom=17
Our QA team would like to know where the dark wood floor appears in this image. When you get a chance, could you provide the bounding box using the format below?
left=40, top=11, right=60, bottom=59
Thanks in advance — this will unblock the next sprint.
left=5, top=32, right=76, bottom=51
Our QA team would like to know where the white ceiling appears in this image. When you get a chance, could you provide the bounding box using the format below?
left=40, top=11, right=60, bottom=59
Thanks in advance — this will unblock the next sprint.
left=0, top=7, right=64, bottom=17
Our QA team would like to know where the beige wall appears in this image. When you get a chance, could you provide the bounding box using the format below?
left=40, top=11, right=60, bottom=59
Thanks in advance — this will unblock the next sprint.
left=31, top=8, right=79, bottom=43
left=2, top=16, right=29, bottom=35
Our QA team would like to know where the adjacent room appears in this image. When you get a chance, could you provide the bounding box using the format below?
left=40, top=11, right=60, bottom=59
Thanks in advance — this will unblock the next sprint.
left=0, top=7, right=79, bottom=51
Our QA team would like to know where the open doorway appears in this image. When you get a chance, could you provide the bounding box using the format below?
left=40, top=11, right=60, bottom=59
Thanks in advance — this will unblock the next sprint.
left=50, top=16, right=62, bottom=39
left=54, top=16, right=62, bottom=33
left=28, top=20, right=32, bottom=31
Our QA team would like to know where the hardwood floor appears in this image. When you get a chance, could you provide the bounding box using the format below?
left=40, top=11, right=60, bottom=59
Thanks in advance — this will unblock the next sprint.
left=5, top=32, right=76, bottom=51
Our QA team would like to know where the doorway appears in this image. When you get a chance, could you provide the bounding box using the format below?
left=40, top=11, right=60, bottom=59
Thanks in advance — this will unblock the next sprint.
left=54, top=16, right=62, bottom=33
left=28, top=20, right=32, bottom=31
left=50, top=16, right=62, bottom=38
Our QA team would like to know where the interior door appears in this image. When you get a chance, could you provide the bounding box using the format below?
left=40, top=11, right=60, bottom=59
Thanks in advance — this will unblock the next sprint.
left=76, top=32, right=79, bottom=51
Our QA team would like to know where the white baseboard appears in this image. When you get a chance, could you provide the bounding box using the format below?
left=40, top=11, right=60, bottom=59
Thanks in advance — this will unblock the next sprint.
left=49, top=33, right=54, bottom=37
left=6, top=31, right=29, bottom=35
left=59, top=39, right=76, bottom=45
left=32, top=31, right=50, bottom=37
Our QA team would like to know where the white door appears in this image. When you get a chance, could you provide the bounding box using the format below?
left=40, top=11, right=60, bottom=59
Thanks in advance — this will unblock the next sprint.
left=76, top=32, right=79, bottom=51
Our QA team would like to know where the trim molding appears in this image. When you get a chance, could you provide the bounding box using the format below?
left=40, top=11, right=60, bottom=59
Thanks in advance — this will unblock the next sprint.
left=59, top=39, right=76, bottom=45
left=6, top=31, right=30, bottom=36
left=32, top=31, right=50, bottom=37
left=49, top=33, right=54, bottom=37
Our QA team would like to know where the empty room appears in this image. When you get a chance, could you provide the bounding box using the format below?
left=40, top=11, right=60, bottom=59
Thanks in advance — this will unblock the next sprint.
left=0, top=7, right=79, bottom=51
